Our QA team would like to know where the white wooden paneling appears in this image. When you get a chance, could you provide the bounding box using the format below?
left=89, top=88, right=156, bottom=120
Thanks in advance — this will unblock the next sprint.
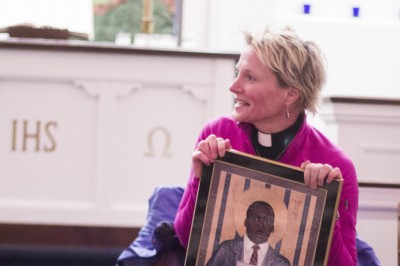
left=320, top=98, right=400, bottom=184
left=357, top=187, right=400, bottom=266
left=0, top=41, right=238, bottom=227
left=319, top=97, right=400, bottom=265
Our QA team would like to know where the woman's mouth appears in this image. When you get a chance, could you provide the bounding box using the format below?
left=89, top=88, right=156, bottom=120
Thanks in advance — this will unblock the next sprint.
left=234, top=99, right=249, bottom=108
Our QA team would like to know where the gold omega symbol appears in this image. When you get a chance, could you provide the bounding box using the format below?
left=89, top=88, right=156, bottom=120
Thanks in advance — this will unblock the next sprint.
left=144, top=126, right=172, bottom=158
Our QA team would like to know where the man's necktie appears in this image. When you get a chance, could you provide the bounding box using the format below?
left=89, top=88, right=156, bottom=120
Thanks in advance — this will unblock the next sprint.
left=250, top=244, right=260, bottom=266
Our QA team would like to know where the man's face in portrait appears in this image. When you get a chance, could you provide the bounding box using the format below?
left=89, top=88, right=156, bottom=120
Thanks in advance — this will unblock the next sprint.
left=244, top=201, right=275, bottom=244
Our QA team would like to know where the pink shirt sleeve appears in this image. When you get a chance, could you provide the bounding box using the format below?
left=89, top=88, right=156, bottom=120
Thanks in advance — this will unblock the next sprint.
left=327, top=165, right=358, bottom=266
left=174, top=171, right=199, bottom=248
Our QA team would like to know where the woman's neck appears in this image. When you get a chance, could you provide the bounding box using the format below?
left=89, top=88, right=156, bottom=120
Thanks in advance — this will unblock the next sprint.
left=254, top=109, right=302, bottom=134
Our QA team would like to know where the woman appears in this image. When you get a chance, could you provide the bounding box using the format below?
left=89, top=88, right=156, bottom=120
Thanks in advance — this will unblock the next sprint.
left=174, top=27, right=358, bottom=265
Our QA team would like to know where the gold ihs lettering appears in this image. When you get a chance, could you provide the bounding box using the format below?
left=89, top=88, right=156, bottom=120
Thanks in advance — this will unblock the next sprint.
left=23, top=120, right=40, bottom=151
left=11, top=119, right=58, bottom=153
left=44, top=121, right=57, bottom=152
left=11, top=120, right=17, bottom=151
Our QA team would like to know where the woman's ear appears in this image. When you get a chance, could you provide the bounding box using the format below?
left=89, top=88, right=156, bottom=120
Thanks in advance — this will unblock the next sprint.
left=285, top=87, right=300, bottom=105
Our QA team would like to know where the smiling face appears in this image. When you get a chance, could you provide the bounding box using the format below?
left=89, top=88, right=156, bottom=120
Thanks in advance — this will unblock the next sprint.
left=230, top=46, right=298, bottom=133
left=244, top=201, right=275, bottom=244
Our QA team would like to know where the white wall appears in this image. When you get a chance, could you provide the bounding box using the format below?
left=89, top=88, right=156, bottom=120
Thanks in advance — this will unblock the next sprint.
left=197, top=0, right=400, bottom=49
left=200, top=0, right=400, bottom=99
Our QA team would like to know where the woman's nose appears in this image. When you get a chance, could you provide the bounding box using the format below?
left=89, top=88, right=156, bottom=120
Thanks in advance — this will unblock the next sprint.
left=229, top=77, right=241, bottom=93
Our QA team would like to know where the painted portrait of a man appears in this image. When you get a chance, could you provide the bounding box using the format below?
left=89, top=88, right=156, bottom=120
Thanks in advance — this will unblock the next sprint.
left=206, top=200, right=291, bottom=266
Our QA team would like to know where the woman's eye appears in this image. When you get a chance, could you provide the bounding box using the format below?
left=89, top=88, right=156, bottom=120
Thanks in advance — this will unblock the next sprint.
left=247, top=75, right=255, bottom=81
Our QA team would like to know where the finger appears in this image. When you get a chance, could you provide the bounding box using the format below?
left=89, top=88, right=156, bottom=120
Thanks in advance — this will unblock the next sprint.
left=303, top=163, right=311, bottom=187
left=301, top=160, right=311, bottom=169
left=317, top=164, right=332, bottom=187
left=326, top=167, right=342, bottom=183
left=225, top=139, right=232, bottom=150
left=192, top=150, right=210, bottom=179
left=193, top=149, right=212, bottom=165
left=197, top=139, right=212, bottom=160
left=309, top=163, right=322, bottom=189
left=205, top=134, right=219, bottom=160
left=217, top=137, right=228, bottom=157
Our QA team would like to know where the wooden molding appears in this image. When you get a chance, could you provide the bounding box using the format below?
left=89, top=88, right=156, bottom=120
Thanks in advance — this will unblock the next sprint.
left=324, top=96, right=400, bottom=106
left=0, top=39, right=240, bottom=60
left=0, top=223, right=139, bottom=248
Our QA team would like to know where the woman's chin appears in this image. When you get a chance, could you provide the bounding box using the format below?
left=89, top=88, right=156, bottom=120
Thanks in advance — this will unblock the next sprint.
left=233, top=115, right=251, bottom=124
left=232, top=112, right=245, bottom=122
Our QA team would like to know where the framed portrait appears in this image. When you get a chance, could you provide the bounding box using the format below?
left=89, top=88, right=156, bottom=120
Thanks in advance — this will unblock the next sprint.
left=186, top=150, right=342, bottom=266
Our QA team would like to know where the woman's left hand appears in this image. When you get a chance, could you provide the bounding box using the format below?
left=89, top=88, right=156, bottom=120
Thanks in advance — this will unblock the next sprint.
left=301, top=160, right=343, bottom=189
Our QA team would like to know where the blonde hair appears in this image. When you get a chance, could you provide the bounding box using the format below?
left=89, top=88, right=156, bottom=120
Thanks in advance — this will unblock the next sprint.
left=245, top=27, right=326, bottom=114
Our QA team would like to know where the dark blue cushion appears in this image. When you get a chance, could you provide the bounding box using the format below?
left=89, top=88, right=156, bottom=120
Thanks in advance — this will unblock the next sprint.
left=356, top=236, right=381, bottom=266
left=116, top=186, right=184, bottom=262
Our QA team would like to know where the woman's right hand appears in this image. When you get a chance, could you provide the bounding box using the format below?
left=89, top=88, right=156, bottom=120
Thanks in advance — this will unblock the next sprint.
left=192, top=134, right=231, bottom=179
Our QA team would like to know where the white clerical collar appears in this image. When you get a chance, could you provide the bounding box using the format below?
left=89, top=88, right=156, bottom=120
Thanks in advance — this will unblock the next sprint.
left=258, top=131, right=272, bottom=147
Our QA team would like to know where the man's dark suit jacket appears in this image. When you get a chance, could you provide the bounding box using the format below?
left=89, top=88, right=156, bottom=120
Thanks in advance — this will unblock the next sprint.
left=206, top=236, right=291, bottom=266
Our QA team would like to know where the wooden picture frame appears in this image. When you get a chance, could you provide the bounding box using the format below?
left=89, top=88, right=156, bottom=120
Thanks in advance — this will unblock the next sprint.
left=186, top=149, right=342, bottom=266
